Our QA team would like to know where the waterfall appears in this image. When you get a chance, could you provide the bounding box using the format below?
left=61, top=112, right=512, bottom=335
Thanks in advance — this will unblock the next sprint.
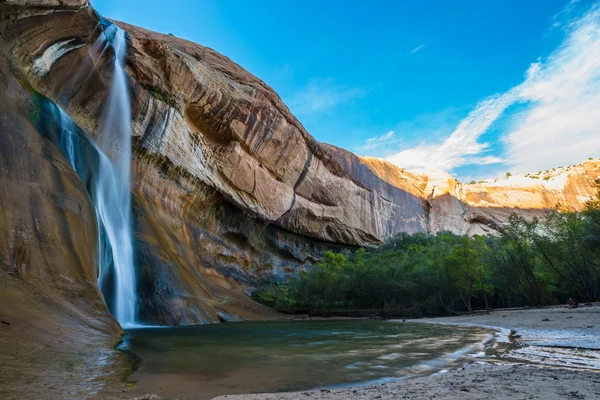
left=49, top=21, right=138, bottom=328
left=94, top=22, right=137, bottom=328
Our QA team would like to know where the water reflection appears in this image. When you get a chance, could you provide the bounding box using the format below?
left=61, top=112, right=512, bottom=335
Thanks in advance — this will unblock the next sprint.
left=121, top=320, right=492, bottom=399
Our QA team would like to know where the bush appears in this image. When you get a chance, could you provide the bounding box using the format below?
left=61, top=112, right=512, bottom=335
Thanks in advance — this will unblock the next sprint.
left=251, top=283, right=289, bottom=308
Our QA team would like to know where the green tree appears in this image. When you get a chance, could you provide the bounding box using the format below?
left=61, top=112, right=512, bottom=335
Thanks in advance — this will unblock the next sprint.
left=444, top=236, right=489, bottom=312
left=426, top=232, right=460, bottom=314
left=531, top=209, right=600, bottom=301
left=584, top=179, right=600, bottom=255
left=488, top=215, right=555, bottom=306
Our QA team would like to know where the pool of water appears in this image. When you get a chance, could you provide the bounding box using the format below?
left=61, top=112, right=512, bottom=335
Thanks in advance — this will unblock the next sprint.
left=120, top=320, right=493, bottom=399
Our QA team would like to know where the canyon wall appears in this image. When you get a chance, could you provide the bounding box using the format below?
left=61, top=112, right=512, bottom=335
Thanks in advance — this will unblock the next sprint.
left=361, top=156, right=600, bottom=235
left=1, top=0, right=599, bottom=329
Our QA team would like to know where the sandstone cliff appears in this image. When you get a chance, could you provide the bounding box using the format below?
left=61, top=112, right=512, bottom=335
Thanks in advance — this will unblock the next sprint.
left=1, top=0, right=599, bottom=331
left=361, top=156, right=600, bottom=235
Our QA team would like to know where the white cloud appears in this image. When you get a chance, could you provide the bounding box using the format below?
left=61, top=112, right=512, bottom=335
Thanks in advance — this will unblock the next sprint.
left=411, top=44, right=425, bottom=54
left=289, top=78, right=366, bottom=116
left=387, top=88, right=518, bottom=170
left=469, top=155, right=505, bottom=165
left=386, top=2, right=600, bottom=175
left=367, top=130, right=394, bottom=143
left=504, top=3, right=600, bottom=173
left=359, top=131, right=397, bottom=151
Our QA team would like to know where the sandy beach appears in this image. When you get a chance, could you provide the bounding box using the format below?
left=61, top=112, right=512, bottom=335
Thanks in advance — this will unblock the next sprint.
left=211, top=305, right=600, bottom=400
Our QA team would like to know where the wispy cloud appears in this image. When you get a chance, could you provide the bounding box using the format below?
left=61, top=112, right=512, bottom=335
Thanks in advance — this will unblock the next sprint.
left=504, top=3, right=600, bottom=172
left=411, top=44, right=425, bottom=54
left=288, top=78, right=366, bottom=116
left=386, top=2, right=600, bottom=175
left=359, top=131, right=398, bottom=152
left=386, top=89, right=516, bottom=170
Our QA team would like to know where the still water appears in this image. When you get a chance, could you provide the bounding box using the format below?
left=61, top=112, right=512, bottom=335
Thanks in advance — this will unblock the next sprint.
left=121, top=320, right=492, bottom=399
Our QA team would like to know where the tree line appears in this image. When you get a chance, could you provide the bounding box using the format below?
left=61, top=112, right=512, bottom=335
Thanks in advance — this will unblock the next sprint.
left=253, top=180, right=600, bottom=317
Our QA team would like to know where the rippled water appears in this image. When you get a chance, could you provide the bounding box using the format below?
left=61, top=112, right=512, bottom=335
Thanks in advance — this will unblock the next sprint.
left=121, top=320, right=492, bottom=399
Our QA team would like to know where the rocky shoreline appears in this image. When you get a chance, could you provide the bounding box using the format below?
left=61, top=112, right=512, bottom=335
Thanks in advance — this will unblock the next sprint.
left=210, top=306, right=600, bottom=400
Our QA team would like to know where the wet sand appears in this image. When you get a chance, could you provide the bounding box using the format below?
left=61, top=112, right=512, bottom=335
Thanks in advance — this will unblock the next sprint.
left=420, top=304, right=600, bottom=349
left=213, top=305, right=600, bottom=400
left=211, top=364, right=600, bottom=400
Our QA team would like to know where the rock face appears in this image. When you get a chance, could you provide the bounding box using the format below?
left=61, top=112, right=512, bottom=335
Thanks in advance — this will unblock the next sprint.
left=0, top=52, right=126, bottom=397
left=1, top=0, right=599, bottom=329
left=361, top=157, right=600, bottom=235
left=0, top=81, right=119, bottom=337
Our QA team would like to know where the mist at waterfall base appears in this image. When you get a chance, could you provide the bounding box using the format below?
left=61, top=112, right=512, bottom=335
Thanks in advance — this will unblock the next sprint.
left=37, top=20, right=139, bottom=328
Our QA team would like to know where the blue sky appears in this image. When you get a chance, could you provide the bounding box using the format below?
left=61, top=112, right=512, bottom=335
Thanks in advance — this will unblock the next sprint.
left=92, top=0, right=600, bottom=180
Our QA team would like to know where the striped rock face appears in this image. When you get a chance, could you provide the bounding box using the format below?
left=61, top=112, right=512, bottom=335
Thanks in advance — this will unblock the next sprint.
left=361, top=157, right=600, bottom=235
left=1, top=1, right=599, bottom=326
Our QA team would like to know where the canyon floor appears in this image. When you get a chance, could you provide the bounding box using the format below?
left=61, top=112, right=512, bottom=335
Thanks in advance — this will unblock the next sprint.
left=212, top=306, right=600, bottom=400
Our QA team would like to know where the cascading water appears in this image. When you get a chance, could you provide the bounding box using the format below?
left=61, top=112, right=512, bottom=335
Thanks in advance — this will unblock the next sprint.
left=93, top=22, right=137, bottom=327
left=47, top=20, right=139, bottom=327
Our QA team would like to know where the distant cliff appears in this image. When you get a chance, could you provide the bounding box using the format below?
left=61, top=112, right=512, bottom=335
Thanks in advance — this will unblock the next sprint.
left=1, top=0, right=599, bottom=330
left=361, top=156, right=600, bottom=235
